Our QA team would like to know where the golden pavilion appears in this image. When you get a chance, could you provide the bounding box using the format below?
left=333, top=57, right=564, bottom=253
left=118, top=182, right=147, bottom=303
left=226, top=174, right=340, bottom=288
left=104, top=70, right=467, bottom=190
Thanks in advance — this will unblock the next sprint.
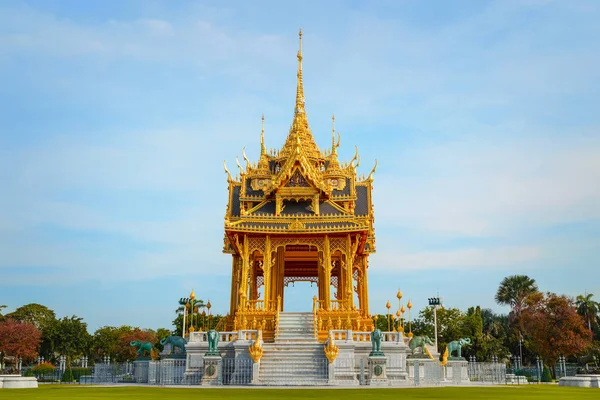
left=221, top=30, right=377, bottom=342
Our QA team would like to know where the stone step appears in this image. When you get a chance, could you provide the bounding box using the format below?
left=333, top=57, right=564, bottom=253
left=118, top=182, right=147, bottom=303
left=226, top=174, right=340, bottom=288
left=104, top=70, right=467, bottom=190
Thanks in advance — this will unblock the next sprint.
left=260, top=364, right=327, bottom=370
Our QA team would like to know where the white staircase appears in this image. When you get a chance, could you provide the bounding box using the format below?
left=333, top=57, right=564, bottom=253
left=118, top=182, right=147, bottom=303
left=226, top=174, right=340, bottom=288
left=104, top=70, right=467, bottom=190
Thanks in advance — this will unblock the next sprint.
left=276, top=312, right=316, bottom=342
left=259, top=312, right=328, bottom=385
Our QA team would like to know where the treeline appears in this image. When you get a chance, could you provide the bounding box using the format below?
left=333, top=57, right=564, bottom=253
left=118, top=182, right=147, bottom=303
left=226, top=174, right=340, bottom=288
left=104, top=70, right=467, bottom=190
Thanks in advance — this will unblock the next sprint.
left=374, top=275, right=599, bottom=371
left=0, top=300, right=225, bottom=367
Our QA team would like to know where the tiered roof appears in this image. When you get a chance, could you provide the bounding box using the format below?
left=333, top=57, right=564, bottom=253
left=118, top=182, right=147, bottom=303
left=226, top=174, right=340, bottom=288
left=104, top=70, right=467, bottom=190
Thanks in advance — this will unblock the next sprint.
left=223, top=30, right=377, bottom=252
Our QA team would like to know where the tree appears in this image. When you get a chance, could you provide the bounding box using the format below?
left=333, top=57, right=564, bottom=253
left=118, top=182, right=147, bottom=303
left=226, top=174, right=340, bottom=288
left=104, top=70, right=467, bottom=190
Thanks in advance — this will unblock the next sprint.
left=92, top=326, right=124, bottom=360
left=412, top=307, right=465, bottom=353
left=5, top=303, right=56, bottom=331
left=521, top=292, right=592, bottom=372
left=480, top=309, right=510, bottom=362
left=575, top=293, right=599, bottom=333
left=6, top=303, right=57, bottom=360
left=0, top=305, right=6, bottom=320
left=495, top=275, right=538, bottom=326
left=155, top=328, right=171, bottom=352
left=0, top=319, right=42, bottom=364
left=462, top=306, right=484, bottom=360
left=116, top=329, right=157, bottom=362
left=49, top=316, right=92, bottom=362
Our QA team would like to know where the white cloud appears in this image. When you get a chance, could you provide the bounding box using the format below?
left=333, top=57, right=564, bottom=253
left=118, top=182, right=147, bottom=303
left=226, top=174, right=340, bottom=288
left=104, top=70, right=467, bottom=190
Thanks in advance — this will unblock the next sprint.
left=374, top=133, right=600, bottom=236
left=374, top=246, right=543, bottom=272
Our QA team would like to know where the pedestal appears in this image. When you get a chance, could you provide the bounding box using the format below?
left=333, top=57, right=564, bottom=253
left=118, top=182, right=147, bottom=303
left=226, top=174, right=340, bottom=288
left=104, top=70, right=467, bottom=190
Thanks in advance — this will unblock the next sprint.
left=252, top=361, right=260, bottom=385
left=367, top=355, right=388, bottom=386
left=445, top=360, right=469, bottom=384
left=0, top=376, right=38, bottom=389
left=328, top=361, right=335, bottom=384
left=133, top=359, right=150, bottom=383
left=201, top=356, right=222, bottom=385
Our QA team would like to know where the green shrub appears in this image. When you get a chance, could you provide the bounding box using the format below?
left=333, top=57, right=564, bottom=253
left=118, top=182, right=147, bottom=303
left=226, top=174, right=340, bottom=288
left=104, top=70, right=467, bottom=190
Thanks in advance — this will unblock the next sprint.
left=61, top=368, right=74, bottom=382
left=541, top=366, right=552, bottom=382
left=70, top=367, right=92, bottom=382
left=32, top=362, right=56, bottom=375
left=23, top=368, right=34, bottom=377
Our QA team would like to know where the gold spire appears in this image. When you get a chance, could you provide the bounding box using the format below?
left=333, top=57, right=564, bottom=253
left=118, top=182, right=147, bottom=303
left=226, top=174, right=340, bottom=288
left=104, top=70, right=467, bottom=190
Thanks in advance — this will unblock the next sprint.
left=260, top=114, right=266, bottom=156
left=331, top=115, right=336, bottom=154
left=278, top=29, right=322, bottom=161
left=295, top=28, right=304, bottom=115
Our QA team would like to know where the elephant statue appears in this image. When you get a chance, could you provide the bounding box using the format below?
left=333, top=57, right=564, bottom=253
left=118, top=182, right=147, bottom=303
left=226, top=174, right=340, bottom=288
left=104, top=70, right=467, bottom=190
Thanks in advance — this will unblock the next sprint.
left=160, top=335, right=187, bottom=354
left=447, top=338, right=471, bottom=358
left=408, top=335, right=434, bottom=356
left=129, top=340, right=154, bottom=358
left=370, top=329, right=383, bottom=355
left=578, top=350, right=599, bottom=371
left=205, top=329, right=220, bottom=356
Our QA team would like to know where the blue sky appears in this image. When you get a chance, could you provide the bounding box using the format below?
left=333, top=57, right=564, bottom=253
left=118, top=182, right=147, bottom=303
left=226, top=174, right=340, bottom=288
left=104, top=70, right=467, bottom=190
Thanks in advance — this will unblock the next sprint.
left=1, top=0, right=599, bottom=331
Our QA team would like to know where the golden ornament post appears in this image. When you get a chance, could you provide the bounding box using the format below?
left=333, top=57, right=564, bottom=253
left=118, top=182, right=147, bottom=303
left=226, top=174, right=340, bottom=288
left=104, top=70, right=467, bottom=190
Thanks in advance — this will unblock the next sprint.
left=407, top=299, right=413, bottom=337
left=207, top=300, right=212, bottom=330
left=386, top=300, right=391, bottom=331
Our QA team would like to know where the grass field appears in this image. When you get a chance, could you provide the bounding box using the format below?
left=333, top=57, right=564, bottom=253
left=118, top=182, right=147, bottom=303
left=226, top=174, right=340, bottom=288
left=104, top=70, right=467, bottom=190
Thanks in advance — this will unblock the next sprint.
left=1, top=385, right=597, bottom=400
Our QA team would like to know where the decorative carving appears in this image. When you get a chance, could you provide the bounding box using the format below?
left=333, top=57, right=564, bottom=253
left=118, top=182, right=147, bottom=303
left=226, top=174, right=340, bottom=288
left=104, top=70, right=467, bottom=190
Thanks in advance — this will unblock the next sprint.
left=324, top=333, right=339, bottom=363
left=285, top=170, right=310, bottom=187
left=288, top=219, right=305, bottom=230
left=249, top=340, right=263, bottom=363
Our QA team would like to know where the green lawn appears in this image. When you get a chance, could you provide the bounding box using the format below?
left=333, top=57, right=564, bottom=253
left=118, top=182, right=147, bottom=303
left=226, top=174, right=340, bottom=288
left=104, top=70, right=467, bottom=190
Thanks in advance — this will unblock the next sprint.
left=1, top=385, right=597, bottom=400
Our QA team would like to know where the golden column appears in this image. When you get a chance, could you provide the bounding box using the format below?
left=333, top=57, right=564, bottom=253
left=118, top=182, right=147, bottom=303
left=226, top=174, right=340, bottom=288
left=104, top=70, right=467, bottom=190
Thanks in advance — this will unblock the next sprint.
left=229, top=255, right=240, bottom=316
left=362, top=257, right=370, bottom=316
left=323, top=235, right=332, bottom=310
left=263, top=236, right=272, bottom=309
left=346, top=234, right=354, bottom=309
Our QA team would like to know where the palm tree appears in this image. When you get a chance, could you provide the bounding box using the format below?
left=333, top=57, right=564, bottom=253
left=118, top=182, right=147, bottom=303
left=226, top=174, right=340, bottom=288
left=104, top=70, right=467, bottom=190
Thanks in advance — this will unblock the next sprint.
left=576, top=293, right=599, bottom=332
left=495, top=275, right=538, bottom=324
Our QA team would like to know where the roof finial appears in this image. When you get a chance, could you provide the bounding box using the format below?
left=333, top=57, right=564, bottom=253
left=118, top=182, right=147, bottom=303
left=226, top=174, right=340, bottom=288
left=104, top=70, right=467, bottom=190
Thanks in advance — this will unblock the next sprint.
left=331, top=114, right=337, bottom=155
left=295, top=28, right=305, bottom=114
left=260, top=114, right=266, bottom=156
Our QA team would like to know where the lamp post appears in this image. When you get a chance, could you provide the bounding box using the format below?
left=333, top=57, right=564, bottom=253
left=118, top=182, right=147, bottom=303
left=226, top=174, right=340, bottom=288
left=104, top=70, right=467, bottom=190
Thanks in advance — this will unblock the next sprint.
left=179, top=297, right=190, bottom=338
left=518, top=331, right=523, bottom=366
left=428, top=297, right=442, bottom=354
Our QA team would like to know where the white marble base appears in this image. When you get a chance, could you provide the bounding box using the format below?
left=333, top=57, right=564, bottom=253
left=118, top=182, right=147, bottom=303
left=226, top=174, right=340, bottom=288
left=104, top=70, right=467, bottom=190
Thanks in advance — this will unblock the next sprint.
left=133, top=359, right=150, bottom=383
left=0, top=375, right=39, bottom=389
left=559, top=375, right=600, bottom=388
left=201, top=356, right=222, bottom=385
left=505, top=373, right=528, bottom=384
left=367, top=356, right=388, bottom=386
left=445, top=360, right=469, bottom=383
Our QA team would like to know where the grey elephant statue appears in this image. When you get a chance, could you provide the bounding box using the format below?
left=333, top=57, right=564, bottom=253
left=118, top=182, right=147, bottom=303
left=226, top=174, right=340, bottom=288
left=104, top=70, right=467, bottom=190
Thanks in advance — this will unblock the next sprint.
left=129, top=340, right=154, bottom=358
left=160, top=335, right=187, bottom=354
left=447, top=338, right=471, bottom=358
left=408, top=335, right=434, bottom=356
left=205, top=329, right=220, bottom=356
left=370, top=329, right=384, bottom=356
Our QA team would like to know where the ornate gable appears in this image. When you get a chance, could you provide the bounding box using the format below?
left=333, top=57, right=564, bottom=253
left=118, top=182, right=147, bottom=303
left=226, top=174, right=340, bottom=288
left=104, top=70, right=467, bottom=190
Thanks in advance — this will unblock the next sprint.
left=223, top=29, right=376, bottom=240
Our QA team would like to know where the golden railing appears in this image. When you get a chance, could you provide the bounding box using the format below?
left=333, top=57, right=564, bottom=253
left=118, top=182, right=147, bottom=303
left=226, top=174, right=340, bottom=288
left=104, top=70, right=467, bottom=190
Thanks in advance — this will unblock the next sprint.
left=312, top=296, right=318, bottom=339
left=245, top=299, right=277, bottom=311
left=275, top=295, right=281, bottom=339
left=316, top=299, right=352, bottom=311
